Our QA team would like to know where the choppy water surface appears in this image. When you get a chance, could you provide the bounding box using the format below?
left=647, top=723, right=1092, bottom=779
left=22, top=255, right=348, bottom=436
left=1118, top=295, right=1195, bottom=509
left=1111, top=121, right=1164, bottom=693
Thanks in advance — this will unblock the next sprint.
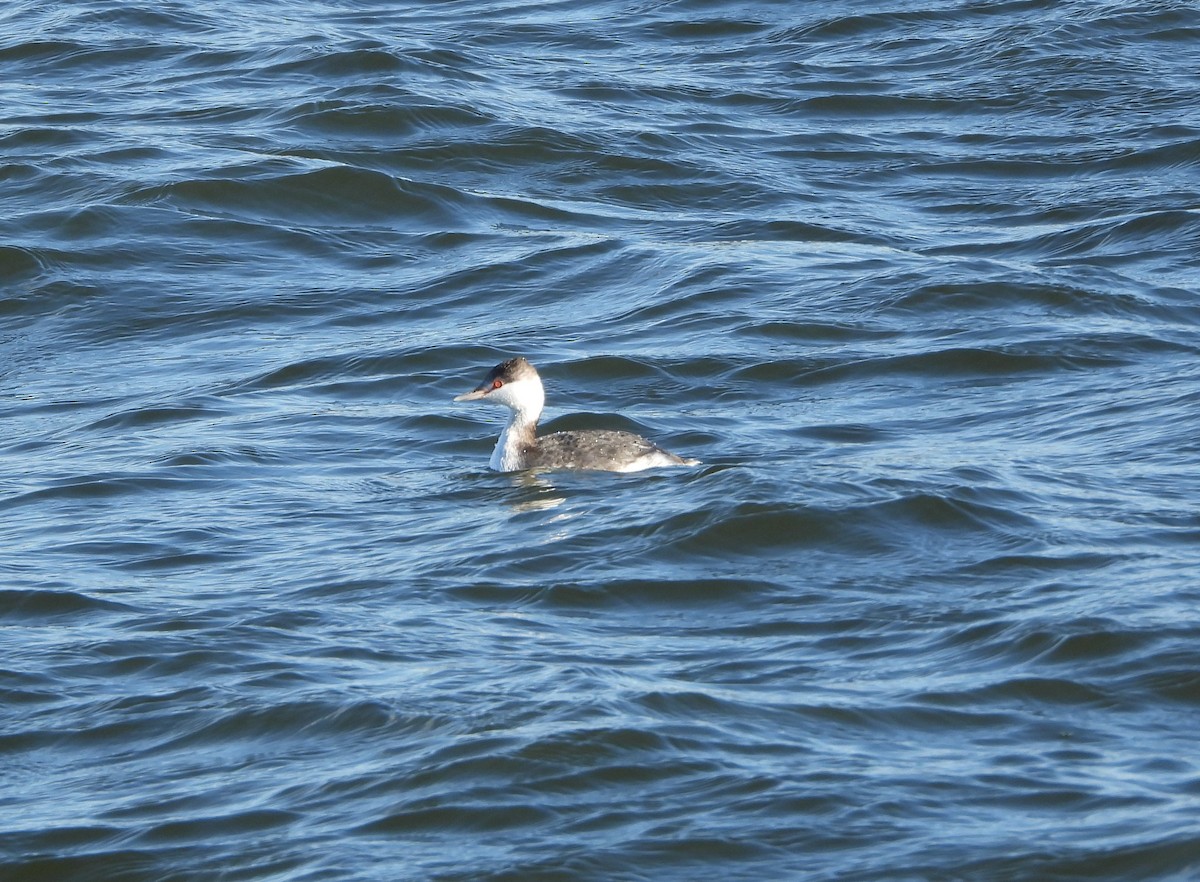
left=3, top=1, right=1200, bottom=879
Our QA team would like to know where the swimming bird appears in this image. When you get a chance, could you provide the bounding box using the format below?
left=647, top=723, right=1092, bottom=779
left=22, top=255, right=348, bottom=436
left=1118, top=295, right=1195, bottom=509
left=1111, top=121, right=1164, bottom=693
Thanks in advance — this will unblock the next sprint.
left=453, top=357, right=699, bottom=473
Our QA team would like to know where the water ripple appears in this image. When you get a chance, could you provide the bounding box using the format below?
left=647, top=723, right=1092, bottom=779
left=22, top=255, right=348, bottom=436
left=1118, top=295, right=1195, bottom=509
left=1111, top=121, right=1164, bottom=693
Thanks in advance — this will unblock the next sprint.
left=3, top=0, right=1199, bottom=880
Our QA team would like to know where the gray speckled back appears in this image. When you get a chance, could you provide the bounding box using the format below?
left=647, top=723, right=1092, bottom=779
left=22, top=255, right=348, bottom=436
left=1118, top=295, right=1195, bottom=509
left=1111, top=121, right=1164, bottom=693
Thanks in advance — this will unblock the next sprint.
left=527, top=429, right=686, bottom=471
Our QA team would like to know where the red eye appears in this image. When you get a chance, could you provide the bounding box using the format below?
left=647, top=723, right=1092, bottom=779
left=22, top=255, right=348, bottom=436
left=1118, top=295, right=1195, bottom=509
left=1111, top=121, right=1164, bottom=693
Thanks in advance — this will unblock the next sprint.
left=492, top=379, right=503, bottom=390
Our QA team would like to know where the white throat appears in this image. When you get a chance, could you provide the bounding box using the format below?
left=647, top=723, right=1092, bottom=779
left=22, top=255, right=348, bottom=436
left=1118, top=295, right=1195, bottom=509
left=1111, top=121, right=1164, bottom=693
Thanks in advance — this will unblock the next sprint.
left=490, top=416, right=527, bottom=471
left=487, top=377, right=544, bottom=472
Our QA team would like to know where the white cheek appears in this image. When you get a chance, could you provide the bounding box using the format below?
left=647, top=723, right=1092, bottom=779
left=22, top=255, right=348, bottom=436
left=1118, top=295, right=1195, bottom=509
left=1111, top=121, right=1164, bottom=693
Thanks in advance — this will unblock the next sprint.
left=488, top=385, right=520, bottom=407
left=489, top=378, right=542, bottom=416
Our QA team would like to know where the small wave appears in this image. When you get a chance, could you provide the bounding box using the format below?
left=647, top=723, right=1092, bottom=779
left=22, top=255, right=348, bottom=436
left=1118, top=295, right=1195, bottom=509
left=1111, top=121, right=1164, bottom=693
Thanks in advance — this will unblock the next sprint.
left=450, top=577, right=777, bottom=609
left=153, top=445, right=287, bottom=468
left=927, top=208, right=1200, bottom=268
left=737, top=344, right=1123, bottom=388
left=261, top=45, right=454, bottom=81
left=134, top=808, right=300, bottom=846
left=884, top=279, right=1197, bottom=324
left=284, top=94, right=493, bottom=139
left=141, top=165, right=474, bottom=229
left=1, top=474, right=182, bottom=510
left=86, top=402, right=226, bottom=432
left=661, top=488, right=1038, bottom=562
left=357, top=802, right=555, bottom=835
left=0, top=588, right=133, bottom=620
left=148, top=697, right=406, bottom=755
left=0, top=245, right=44, bottom=289
left=1121, top=668, right=1200, bottom=707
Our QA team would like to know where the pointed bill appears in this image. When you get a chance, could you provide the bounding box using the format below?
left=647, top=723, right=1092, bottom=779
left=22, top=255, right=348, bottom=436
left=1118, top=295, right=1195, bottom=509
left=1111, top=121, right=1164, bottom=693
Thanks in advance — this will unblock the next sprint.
left=453, top=385, right=489, bottom=402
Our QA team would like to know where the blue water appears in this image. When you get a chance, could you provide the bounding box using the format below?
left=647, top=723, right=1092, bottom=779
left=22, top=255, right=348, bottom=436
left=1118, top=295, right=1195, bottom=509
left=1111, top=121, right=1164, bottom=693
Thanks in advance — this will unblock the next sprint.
left=3, top=2, right=1200, bottom=880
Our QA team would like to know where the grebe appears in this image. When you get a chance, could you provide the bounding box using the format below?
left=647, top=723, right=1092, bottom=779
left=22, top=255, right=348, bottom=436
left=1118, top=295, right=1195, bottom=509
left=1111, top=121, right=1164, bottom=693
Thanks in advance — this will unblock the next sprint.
left=454, top=357, right=699, bottom=473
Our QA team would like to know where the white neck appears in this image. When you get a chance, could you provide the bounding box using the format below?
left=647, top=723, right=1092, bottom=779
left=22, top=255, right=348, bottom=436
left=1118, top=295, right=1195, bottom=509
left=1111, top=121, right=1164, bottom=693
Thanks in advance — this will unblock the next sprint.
left=488, top=378, right=543, bottom=471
